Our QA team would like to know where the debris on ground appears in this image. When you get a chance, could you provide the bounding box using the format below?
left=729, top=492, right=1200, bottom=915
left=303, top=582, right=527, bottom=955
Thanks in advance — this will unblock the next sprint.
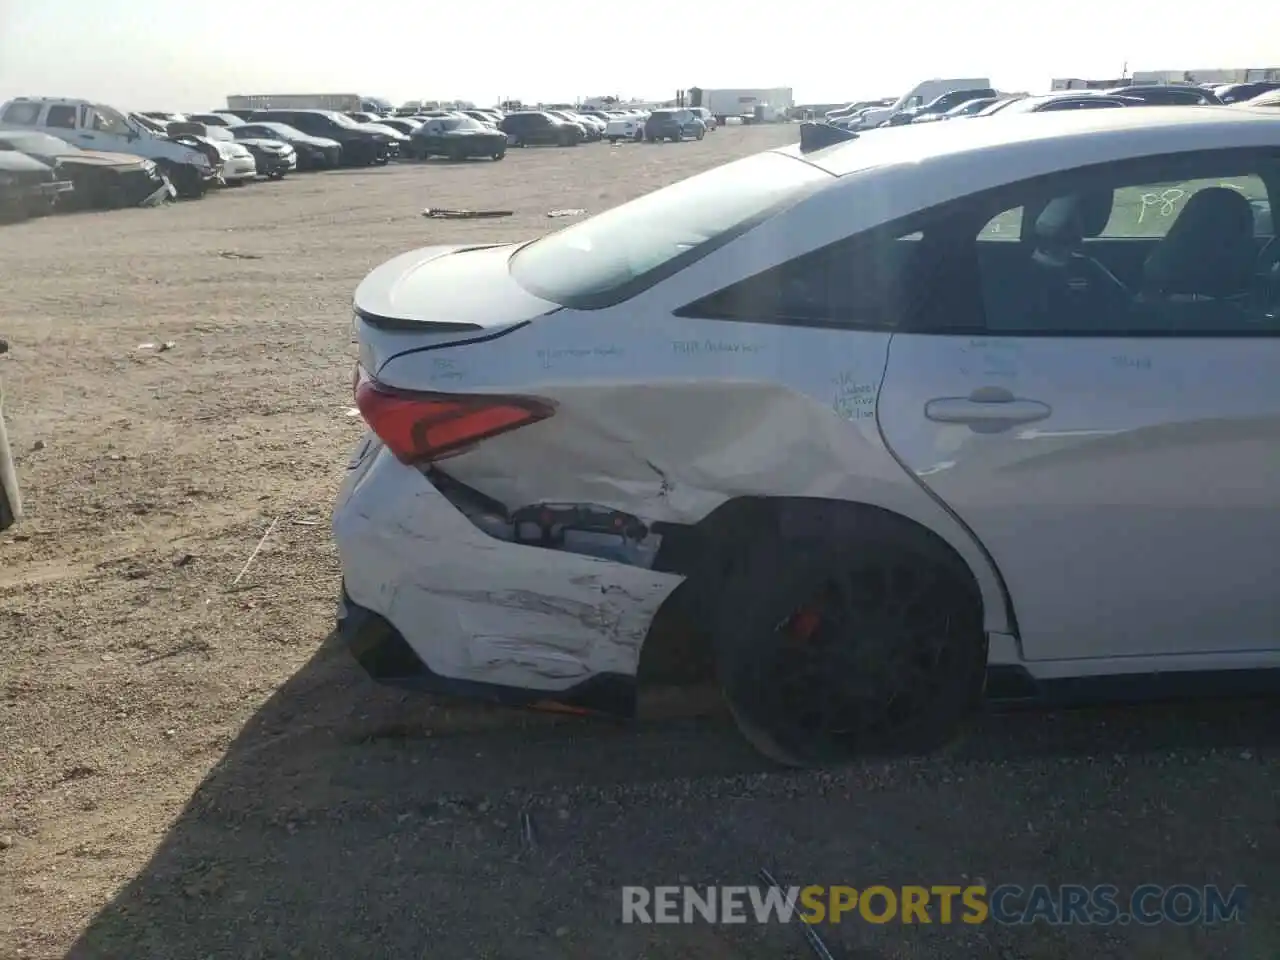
left=137, top=341, right=176, bottom=352
left=546, top=208, right=586, bottom=218
left=218, top=251, right=263, bottom=260
left=760, top=867, right=836, bottom=960
left=232, top=516, right=280, bottom=586
left=422, top=208, right=513, bottom=219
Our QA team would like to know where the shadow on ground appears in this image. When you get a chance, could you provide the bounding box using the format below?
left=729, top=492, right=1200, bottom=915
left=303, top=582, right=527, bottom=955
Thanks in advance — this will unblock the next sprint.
left=67, top=634, right=1280, bottom=960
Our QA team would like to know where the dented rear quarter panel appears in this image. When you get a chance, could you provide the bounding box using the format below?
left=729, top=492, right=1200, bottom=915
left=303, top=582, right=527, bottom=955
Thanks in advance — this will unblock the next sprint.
left=373, top=308, right=1012, bottom=636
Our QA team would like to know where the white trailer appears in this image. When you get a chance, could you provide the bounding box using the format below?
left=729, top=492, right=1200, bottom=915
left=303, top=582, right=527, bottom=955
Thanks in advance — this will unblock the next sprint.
left=700, top=88, right=794, bottom=124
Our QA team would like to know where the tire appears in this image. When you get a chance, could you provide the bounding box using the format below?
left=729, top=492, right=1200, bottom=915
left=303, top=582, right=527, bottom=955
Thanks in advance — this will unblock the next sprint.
left=710, top=520, right=987, bottom=767
left=156, top=161, right=204, bottom=199
left=696, top=128, right=705, bottom=140
left=609, top=137, right=618, bottom=144
left=491, top=150, right=505, bottom=161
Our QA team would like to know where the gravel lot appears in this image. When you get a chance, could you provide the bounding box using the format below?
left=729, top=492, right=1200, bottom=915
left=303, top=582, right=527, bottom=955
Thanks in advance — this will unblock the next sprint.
left=1, top=124, right=1277, bottom=960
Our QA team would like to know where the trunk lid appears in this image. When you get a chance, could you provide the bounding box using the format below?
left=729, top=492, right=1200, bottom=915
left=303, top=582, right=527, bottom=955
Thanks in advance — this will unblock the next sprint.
left=353, top=243, right=560, bottom=380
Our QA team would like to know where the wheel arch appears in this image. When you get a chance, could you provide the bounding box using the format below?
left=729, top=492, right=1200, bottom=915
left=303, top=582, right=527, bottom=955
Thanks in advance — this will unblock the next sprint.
left=641, top=494, right=1016, bottom=681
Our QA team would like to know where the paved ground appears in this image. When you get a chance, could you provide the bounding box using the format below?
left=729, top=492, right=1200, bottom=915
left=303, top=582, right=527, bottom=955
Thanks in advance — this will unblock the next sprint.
left=1, top=124, right=1277, bottom=960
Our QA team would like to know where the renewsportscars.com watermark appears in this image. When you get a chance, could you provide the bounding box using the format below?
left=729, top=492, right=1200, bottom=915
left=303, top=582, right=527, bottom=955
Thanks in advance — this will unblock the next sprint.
left=621, top=884, right=1248, bottom=926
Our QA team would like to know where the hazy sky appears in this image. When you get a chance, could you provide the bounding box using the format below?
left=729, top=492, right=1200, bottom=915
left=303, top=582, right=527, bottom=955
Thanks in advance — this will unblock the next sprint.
left=2, top=0, right=1279, bottom=110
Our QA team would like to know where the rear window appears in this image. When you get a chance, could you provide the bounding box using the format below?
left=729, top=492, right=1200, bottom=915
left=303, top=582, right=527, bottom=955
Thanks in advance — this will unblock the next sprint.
left=508, top=151, right=832, bottom=309
left=650, top=111, right=674, bottom=120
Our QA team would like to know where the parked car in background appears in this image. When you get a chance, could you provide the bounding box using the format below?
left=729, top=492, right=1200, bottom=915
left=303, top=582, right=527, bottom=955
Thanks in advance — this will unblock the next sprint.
left=644, top=109, right=706, bottom=142
left=1213, top=81, right=1280, bottom=104
left=982, top=93, right=1140, bottom=115
left=373, top=118, right=421, bottom=137
left=689, top=107, right=717, bottom=130
left=546, top=110, right=596, bottom=141
left=160, top=120, right=258, bottom=185
left=0, top=147, right=74, bottom=220
left=605, top=111, right=646, bottom=143
left=407, top=116, right=508, bottom=160
left=191, top=123, right=295, bottom=179
left=886, top=87, right=998, bottom=126
left=1100, top=84, right=1221, bottom=105
left=1239, top=90, right=1280, bottom=110
left=336, top=107, right=1280, bottom=768
left=0, top=129, right=173, bottom=207
left=500, top=112, right=583, bottom=147
left=462, top=110, right=500, bottom=127
left=230, top=122, right=342, bottom=169
left=936, top=96, right=1000, bottom=119
left=0, top=97, right=215, bottom=197
left=347, top=112, right=385, bottom=125
left=189, top=112, right=244, bottom=128
left=247, top=109, right=398, bottom=165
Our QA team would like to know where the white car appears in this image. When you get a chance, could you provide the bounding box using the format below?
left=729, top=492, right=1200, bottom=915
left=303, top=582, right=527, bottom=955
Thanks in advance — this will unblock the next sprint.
left=334, top=108, right=1280, bottom=766
left=605, top=111, right=647, bottom=143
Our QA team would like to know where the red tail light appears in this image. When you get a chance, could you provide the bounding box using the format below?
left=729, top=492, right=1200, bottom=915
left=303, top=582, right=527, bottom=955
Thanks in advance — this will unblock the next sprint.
left=354, top=368, right=552, bottom=464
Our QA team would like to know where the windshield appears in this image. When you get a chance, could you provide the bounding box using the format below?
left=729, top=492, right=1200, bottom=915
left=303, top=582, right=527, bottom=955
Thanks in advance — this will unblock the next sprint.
left=443, top=118, right=484, bottom=131
left=508, top=150, right=831, bottom=308
left=327, top=112, right=359, bottom=127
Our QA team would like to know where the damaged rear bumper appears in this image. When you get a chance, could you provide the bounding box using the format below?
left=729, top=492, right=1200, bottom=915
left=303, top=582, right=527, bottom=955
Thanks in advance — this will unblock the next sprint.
left=337, top=586, right=640, bottom=715
left=333, top=438, right=684, bottom=699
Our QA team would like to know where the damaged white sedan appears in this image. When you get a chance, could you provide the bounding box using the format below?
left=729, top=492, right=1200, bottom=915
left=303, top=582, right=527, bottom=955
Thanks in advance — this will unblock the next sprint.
left=335, top=107, right=1280, bottom=766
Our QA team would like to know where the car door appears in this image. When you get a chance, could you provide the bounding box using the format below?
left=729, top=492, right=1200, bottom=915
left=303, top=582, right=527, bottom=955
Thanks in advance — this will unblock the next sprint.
left=877, top=147, right=1280, bottom=663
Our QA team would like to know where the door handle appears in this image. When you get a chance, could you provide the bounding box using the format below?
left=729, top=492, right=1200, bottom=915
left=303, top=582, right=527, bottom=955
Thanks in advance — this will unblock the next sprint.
left=925, top=387, right=1052, bottom=433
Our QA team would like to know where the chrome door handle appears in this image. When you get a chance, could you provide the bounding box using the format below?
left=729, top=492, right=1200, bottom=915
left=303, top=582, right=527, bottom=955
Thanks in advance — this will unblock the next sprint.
left=925, top=388, right=1051, bottom=433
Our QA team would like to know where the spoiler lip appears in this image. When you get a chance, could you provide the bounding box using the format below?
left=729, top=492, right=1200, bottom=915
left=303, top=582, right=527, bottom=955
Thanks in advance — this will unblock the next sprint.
left=798, top=121, right=859, bottom=153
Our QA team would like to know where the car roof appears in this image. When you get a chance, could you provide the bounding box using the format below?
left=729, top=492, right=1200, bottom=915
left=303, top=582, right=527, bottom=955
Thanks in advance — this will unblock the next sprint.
left=783, top=107, right=1280, bottom=178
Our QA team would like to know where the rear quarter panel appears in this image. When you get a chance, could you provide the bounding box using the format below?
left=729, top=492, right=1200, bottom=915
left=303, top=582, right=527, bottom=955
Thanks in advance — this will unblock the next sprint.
left=376, top=310, right=1011, bottom=634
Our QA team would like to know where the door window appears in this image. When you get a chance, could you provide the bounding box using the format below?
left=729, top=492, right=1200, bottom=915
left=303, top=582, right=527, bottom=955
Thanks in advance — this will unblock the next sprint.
left=84, top=104, right=130, bottom=135
left=44, top=105, right=77, bottom=129
left=972, top=157, right=1276, bottom=335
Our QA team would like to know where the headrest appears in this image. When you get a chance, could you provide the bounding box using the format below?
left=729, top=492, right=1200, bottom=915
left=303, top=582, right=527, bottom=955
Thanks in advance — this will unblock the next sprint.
left=1033, top=191, right=1114, bottom=246
left=1143, top=187, right=1258, bottom=298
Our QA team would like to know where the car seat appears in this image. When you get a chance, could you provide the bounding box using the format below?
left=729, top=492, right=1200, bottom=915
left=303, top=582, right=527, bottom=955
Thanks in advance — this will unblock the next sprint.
left=1138, top=187, right=1259, bottom=331
left=1026, top=191, right=1131, bottom=331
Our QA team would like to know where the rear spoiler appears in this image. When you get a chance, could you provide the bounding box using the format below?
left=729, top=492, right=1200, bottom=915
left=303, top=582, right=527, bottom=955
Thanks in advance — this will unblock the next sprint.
left=798, top=122, right=858, bottom=153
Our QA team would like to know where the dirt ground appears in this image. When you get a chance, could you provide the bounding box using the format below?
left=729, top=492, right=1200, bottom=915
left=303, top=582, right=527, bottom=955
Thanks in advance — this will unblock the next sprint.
left=1, top=124, right=1277, bottom=960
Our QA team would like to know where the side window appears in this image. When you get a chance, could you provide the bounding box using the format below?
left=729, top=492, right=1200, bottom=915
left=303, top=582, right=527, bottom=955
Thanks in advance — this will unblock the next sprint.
left=1, top=102, right=42, bottom=125
left=45, top=105, right=77, bottom=129
left=1099, top=175, right=1269, bottom=239
left=976, top=155, right=1278, bottom=335
left=978, top=207, right=1023, bottom=241
left=680, top=224, right=983, bottom=332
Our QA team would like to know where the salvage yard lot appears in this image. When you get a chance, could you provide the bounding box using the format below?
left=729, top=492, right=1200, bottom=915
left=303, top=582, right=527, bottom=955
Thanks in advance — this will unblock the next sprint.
left=1, top=124, right=1277, bottom=960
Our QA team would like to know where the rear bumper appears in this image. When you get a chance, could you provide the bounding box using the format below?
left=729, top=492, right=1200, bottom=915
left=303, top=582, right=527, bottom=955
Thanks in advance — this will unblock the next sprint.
left=333, top=439, right=682, bottom=696
left=338, top=586, right=639, bottom=715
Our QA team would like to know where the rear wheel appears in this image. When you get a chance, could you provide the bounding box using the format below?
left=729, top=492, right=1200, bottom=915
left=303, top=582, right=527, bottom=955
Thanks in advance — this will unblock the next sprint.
left=696, top=128, right=705, bottom=140
left=491, top=150, right=505, bottom=161
left=711, top=523, right=987, bottom=767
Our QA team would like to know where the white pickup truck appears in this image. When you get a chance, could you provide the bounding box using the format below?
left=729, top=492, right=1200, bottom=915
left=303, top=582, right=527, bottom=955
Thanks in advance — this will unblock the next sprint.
left=0, top=97, right=216, bottom=197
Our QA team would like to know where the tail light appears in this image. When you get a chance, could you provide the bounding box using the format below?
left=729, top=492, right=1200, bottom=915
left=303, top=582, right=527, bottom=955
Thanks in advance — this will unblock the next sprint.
left=354, top=367, right=552, bottom=464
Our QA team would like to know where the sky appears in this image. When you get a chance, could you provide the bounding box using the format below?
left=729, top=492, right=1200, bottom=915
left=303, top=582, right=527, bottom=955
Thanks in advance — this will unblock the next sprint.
left=2, top=0, right=1279, bottom=111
